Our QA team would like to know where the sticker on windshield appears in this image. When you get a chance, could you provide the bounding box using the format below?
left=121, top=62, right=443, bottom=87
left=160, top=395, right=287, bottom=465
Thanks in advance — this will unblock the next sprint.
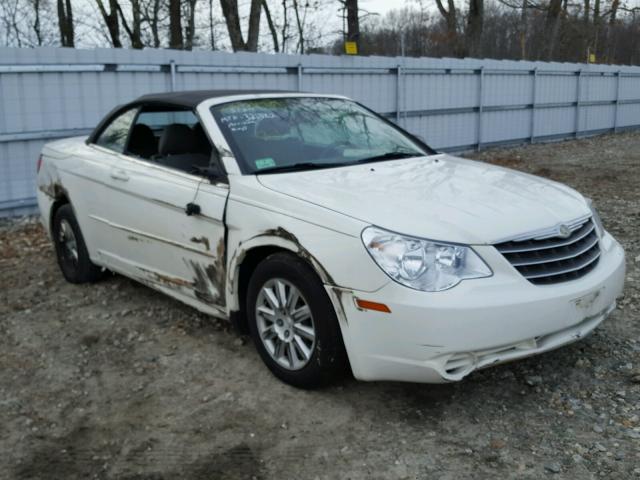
left=255, top=157, right=276, bottom=169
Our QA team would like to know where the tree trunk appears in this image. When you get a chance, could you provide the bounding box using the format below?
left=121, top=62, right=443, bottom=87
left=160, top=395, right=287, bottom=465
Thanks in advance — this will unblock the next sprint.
left=292, top=0, right=304, bottom=53
left=209, top=0, right=215, bottom=49
left=57, top=0, right=74, bottom=46
left=96, top=0, right=122, bottom=48
left=281, top=0, right=289, bottom=52
left=131, top=0, right=143, bottom=48
left=32, top=0, right=42, bottom=45
left=465, top=0, right=484, bottom=57
left=151, top=0, right=161, bottom=48
left=262, top=0, right=279, bottom=52
left=606, top=0, right=620, bottom=61
left=543, top=0, right=562, bottom=60
left=246, top=0, right=262, bottom=51
left=519, top=0, right=527, bottom=59
left=220, top=0, right=246, bottom=51
left=117, top=0, right=143, bottom=48
left=435, top=0, right=460, bottom=56
left=169, top=0, right=183, bottom=49
left=185, top=0, right=198, bottom=50
left=345, top=0, right=359, bottom=45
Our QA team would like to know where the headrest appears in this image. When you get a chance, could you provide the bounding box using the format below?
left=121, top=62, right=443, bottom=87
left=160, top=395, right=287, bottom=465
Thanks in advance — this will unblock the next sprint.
left=192, top=122, right=212, bottom=155
left=128, top=123, right=156, bottom=158
left=159, top=123, right=196, bottom=156
left=255, top=117, right=290, bottom=139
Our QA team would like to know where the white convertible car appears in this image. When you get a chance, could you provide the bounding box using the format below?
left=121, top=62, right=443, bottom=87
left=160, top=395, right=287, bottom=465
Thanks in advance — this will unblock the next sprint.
left=37, top=90, right=625, bottom=388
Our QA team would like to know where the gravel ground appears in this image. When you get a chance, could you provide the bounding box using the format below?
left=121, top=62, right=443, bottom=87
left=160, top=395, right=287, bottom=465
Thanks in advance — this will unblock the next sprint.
left=1, top=132, right=639, bottom=480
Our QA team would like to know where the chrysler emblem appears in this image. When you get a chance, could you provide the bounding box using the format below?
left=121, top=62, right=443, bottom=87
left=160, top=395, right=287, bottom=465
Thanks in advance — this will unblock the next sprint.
left=557, top=224, right=571, bottom=238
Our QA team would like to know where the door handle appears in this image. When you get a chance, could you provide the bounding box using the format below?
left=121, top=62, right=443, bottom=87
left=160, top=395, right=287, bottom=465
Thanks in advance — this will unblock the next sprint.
left=110, top=169, right=129, bottom=181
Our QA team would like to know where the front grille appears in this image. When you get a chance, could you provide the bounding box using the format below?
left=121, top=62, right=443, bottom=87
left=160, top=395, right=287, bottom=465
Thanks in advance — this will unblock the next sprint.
left=495, top=217, right=600, bottom=285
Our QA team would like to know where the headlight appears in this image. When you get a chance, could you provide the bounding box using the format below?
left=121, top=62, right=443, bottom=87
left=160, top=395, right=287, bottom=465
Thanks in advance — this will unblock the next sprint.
left=586, top=198, right=605, bottom=238
left=361, top=226, right=492, bottom=292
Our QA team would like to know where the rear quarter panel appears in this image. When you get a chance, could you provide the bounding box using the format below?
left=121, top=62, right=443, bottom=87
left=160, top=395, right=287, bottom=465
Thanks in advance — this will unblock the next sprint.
left=37, top=137, right=101, bottom=255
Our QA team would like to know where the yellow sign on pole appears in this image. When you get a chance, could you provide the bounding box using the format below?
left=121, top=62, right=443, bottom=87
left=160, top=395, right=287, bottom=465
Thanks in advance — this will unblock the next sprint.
left=589, top=53, right=596, bottom=63
left=345, top=41, right=358, bottom=55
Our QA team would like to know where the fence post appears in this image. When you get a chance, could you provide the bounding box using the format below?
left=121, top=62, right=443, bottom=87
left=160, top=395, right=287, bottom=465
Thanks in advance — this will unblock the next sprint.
left=477, top=66, right=484, bottom=151
left=574, top=69, right=582, bottom=138
left=169, top=60, right=176, bottom=92
left=614, top=70, right=621, bottom=133
left=297, top=63, right=303, bottom=91
left=395, top=65, right=403, bottom=124
left=530, top=68, right=538, bottom=144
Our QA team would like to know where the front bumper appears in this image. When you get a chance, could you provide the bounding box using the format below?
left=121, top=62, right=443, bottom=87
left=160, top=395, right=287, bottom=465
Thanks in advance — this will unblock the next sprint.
left=329, top=232, right=625, bottom=383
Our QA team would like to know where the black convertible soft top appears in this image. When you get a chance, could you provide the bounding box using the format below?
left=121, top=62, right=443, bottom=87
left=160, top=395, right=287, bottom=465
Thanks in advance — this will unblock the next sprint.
left=87, top=89, right=298, bottom=143
left=134, top=89, right=298, bottom=108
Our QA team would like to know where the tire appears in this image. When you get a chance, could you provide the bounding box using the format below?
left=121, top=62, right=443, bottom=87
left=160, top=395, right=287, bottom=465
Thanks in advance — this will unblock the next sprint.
left=247, top=252, right=348, bottom=388
left=52, top=204, right=102, bottom=284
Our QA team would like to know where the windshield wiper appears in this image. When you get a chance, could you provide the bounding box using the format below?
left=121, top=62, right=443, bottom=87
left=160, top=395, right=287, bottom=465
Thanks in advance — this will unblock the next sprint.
left=255, top=162, right=350, bottom=174
left=254, top=151, right=422, bottom=174
left=355, top=151, right=422, bottom=164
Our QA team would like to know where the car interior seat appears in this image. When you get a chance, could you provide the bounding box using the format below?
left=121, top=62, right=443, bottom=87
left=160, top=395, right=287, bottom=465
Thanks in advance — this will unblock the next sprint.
left=155, top=123, right=209, bottom=173
left=127, top=123, right=157, bottom=159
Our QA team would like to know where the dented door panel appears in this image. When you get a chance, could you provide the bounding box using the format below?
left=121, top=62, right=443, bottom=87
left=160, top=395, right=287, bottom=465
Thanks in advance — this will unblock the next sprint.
left=94, top=155, right=229, bottom=316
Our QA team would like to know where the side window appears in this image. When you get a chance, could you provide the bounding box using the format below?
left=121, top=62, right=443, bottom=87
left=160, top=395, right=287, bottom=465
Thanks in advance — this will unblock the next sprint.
left=125, top=106, right=214, bottom=175
left=95, top=108, right=137, bottom=153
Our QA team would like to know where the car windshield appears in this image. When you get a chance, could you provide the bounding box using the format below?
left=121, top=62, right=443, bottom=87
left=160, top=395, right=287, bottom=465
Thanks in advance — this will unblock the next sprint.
left=210, top=97, right=431, bottom=174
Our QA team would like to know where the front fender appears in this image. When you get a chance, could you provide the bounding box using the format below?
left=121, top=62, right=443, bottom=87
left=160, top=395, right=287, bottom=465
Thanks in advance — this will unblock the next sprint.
left=224, top=181, right=390, bottom=312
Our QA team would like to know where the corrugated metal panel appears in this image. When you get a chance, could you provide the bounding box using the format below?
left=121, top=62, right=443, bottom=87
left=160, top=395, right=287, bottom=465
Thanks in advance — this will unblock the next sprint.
left=1, top=47, right=640, bottom=216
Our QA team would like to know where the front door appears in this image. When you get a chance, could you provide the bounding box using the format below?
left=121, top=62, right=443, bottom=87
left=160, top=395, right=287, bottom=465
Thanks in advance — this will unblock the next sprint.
left=99, top=157, right=229, bottom=317
left=88, top=105, right=230, bottom=317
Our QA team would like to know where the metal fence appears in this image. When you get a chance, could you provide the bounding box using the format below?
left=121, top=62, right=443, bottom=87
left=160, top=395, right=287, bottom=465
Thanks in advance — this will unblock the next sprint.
left=2, top=47, right=640, bottom=217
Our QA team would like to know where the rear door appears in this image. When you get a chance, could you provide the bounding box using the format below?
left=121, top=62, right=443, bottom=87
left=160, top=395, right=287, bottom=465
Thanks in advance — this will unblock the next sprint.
left=89, top=105, right=229, bottom=317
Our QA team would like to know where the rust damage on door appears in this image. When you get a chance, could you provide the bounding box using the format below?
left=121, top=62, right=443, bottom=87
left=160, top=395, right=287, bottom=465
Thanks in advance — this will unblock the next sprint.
left=189, top=237, right=226, bottom=307
left=189, top=236, right=211, bottom=251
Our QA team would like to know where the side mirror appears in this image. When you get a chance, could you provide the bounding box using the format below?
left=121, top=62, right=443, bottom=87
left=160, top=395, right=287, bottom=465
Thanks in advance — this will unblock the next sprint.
left=192, top=163, right=227, bottom=183
left=192, top=149, right=227, bottom=183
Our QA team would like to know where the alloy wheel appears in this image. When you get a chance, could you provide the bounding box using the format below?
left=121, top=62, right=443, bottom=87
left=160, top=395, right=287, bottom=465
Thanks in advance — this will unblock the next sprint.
left=255, top=278, right=316, bottom=370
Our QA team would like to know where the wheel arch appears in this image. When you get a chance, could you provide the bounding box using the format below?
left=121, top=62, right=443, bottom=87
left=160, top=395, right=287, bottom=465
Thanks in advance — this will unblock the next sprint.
left=228, top=234, right=333, bottom=335
left=48, top=189, right=71, bottom=234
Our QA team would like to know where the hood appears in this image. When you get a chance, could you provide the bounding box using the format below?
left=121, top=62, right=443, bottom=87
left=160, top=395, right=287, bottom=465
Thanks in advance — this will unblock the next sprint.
left=257, top=154, right=590, bottom=244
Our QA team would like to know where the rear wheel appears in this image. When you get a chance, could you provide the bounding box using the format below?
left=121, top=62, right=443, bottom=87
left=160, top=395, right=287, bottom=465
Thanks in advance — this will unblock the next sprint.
left=247, top=252, right=348, bottom=388
left=52, top=204, right=102, bottom=283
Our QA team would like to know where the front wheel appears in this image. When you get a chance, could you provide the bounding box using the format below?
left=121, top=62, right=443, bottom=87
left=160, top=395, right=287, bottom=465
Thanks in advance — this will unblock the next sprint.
left=247, top=252, right=348, bottom=388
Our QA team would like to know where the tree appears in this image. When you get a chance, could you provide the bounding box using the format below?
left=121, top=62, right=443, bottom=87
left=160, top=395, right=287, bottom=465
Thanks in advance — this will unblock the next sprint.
left=345, top=0, right=359, bottom=46
left=32, top=0, right=43, bottom=45
left=56, top=0, right=74, bottom=46
left=292, top=0, right=304, bottom=52
left=465, top=0, right=484, bottom=56
left=263, top=0, right=280, bottom=52
left=169, top=0, right=182, bottom=49
left=139, top=0, right=162, bottom=48
left=435, top=0, right=460, bottom=54
left=543, top=0, right=563, bottom=60
left=118, top=0, right=144, bottom=49
left=184, top=0, right=198, bottom=50
left=95, top=0, right=122, bottom=47
left=219, top=0, right=261, bottom=51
